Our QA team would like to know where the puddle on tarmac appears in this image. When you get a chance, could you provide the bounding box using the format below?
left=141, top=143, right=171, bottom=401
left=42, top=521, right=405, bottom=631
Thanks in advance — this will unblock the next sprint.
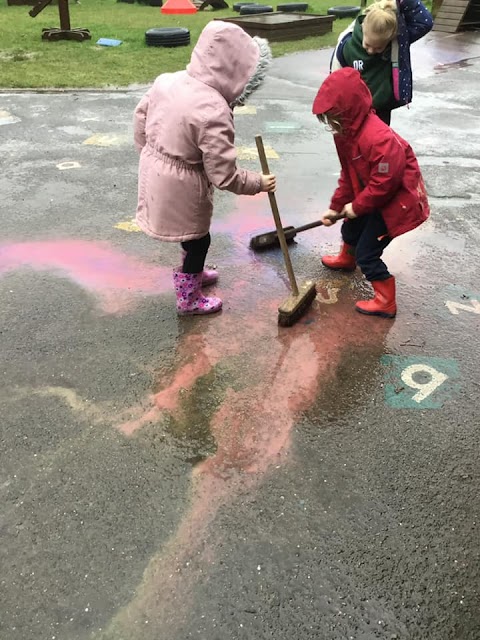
left=101, top=280, right=399, bottom=639
left=434, top=58, right=474, bottom=73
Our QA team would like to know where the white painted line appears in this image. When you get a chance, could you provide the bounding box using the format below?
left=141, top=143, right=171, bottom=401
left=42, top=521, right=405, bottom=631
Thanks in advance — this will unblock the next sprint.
left=57, top=161, right=82, bottom=171
left=0, top=109, right=21, bottom=126
left=445, top=298, right=480, bottom=315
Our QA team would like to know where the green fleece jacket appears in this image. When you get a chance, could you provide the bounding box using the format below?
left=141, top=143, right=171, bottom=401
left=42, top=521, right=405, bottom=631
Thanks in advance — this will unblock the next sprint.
left=342, top=16, right=394, bottom=111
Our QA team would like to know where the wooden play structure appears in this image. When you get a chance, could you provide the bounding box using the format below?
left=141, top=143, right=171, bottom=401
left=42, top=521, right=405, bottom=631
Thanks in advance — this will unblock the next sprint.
left=433, top=0, right=480, bottom=32
left=29, top=0, right=91, bottom=41
left=219, top=12, right=334, bottom=42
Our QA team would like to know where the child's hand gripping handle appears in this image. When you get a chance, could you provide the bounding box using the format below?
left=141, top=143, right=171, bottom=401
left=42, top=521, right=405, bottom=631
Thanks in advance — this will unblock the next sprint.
left=293, top=213, right=345, bottom=234
left=255, top=135, right=299, bottom=297
left=321, top=210, right=346, bottom=226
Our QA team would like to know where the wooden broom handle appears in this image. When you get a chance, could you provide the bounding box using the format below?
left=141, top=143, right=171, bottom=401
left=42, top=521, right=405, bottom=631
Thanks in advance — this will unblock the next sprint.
left=255, top=135, right=299, bottom=296
left=294, top=212, right=345, bottom=233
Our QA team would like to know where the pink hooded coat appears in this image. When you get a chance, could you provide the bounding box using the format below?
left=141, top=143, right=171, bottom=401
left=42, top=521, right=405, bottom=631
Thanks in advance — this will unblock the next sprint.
left=133, top=22, right=271, bottom=243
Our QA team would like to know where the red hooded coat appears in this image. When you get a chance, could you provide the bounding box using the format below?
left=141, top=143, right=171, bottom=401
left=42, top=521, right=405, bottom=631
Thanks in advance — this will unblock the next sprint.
left=312, top=68, right=429, bottom=238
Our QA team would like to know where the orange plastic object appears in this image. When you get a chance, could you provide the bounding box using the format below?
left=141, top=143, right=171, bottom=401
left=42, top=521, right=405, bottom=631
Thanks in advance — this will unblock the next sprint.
left=161, top=0, right=198, bottom=14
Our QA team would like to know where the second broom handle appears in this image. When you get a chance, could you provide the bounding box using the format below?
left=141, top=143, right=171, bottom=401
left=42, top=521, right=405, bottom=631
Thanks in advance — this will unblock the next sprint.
left=294, top=212, right=345, bottom=234
left=255, top=135, right=299, bottom=296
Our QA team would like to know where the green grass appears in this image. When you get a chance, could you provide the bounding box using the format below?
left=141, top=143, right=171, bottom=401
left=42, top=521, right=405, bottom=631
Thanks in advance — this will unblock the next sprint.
left=0, top=0, right=352, bottom=88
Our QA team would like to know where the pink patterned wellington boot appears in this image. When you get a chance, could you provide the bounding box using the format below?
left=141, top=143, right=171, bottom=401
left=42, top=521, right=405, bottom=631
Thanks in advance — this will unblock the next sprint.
left=173, top=271, right=222, bottom=316
left=181, top=251, right=218, bottom=286
left=200, top=266, right=219, bottom=286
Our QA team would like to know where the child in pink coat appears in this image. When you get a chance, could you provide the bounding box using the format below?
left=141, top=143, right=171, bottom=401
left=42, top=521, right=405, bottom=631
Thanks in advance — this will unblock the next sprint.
left=133, top=22, right=276, bottom=316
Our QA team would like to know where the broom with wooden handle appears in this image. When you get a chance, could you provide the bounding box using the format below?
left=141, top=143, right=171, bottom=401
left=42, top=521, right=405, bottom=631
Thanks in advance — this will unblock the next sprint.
left=250, top=213, right=345, bottom=251
left=255, top=135, right=317, bottom=327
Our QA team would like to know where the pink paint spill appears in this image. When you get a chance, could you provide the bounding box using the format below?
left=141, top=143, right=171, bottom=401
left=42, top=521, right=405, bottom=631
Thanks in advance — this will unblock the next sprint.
left=212, top=193, right=272, bottom=236
left=0, top=237, right=394, bottom=637
left=212, top=192, right=318, bottom=236
left=211, top=192, right=340, bottom=264
left=198, top=333, right=324, bottom=478
left=0, top=240, right=172, bottom=314
left=107, top=287, right=392, bottom=637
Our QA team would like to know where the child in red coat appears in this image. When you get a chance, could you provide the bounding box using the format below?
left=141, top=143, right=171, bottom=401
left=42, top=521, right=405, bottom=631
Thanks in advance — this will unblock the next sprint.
left=312, top=67, right=429, bottom=318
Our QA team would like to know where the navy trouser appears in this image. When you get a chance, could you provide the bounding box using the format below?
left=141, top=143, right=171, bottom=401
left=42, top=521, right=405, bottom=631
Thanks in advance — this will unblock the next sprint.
left=181, top=232, right=210, bottom=273
left=341, top=212, right=392, bottom=281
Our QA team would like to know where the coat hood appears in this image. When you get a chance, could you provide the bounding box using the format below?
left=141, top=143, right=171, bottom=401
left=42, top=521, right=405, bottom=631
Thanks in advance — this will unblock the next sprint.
left=187, top=21, right=271, bottom=106
left=312, top=68, right=374, bottom=134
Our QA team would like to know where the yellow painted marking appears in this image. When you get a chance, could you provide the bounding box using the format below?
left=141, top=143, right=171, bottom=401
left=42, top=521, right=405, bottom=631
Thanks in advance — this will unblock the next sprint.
left=37, top=386, right=90, bottom=412
left=31, top=386, right=103, bottom=423
left=234, top=105, right=257, bottom=115
left=83, top=133, right=129, bottom=147
left=115, top=219, right=141, bottom=232
left=237, top=146, right=279, bottom=160
left=315, top=286, right=340, bottom=305
left=313, top=275, right=355, bottom=308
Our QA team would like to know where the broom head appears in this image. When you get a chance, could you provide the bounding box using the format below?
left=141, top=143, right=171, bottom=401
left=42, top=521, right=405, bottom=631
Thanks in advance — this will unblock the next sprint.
left=278, top=280, right=317, bottom=327
left=250, top=226, right=296, bottom=251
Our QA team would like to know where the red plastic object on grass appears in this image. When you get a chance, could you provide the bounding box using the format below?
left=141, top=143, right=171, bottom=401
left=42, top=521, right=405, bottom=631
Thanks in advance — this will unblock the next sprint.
left=161, top=0, right=198, bottom=13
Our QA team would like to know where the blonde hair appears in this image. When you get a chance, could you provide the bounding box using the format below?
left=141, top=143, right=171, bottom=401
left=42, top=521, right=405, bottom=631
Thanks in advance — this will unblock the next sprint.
left=363, top=0, right=397, bottom=42
left=318, top=112, right=343, bottom=134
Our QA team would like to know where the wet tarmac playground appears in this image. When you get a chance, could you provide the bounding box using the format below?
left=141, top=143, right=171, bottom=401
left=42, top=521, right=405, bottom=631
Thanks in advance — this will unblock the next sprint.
left=0, top=30, right=479, bottom=640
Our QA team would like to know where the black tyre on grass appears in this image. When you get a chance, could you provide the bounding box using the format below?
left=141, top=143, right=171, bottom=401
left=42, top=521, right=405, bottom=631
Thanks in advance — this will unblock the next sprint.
left=240, top=4, right=273, bottom=13
left=277, top=2, right=308, bottom=11
left=145, top=27, right=191, bottom=47
left=233, top=1, right=256, bottom=9
left=327, top=5, right=361, bottom=17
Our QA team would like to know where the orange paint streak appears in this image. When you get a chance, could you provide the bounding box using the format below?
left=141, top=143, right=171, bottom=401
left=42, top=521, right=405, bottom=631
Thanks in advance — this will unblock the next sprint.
left=118, top=406, right=159, bottom=437
left=197, top=333, right=327, bottom=478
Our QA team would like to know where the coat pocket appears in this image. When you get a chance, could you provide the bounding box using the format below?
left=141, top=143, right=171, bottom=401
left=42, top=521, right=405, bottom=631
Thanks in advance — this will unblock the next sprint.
left=383, top=176, right=429, bottom=237
left=189, top=171, right=214, bottom=235
left=350, top=156, right=369, bottom=193
left=197, top=172, right=213, bottom=208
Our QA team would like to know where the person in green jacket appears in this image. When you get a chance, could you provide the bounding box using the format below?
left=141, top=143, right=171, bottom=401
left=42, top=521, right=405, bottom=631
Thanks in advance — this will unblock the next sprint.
left=330, top=0, right=433, bottom=125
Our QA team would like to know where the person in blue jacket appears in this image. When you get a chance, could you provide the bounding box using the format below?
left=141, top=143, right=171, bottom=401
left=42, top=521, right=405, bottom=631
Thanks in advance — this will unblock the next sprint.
left=330, top=0, right=433, bottom=124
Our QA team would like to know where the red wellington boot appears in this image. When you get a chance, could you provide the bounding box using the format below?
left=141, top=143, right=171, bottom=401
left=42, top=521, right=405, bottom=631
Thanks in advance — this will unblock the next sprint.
left=355, top=277, right=397, bottom=318
left=321, top=243, right=356, bottom=271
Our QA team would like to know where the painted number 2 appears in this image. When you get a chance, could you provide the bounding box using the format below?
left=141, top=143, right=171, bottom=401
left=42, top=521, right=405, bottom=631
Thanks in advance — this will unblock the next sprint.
left=400, top=364, right=448, bottom=403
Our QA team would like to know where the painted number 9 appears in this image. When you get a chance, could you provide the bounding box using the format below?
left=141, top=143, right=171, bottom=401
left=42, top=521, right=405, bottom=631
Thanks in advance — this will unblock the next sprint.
left=400, top=364, right=448, bottom=403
